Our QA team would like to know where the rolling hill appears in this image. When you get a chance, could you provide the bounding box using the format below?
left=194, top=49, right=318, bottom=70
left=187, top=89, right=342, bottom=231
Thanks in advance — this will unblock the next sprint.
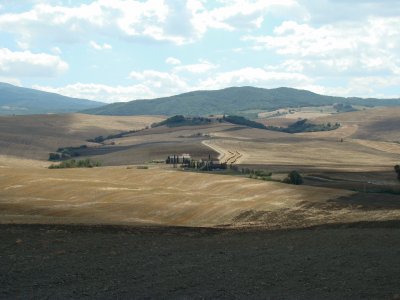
left=0, top=113, right=164, bottom=160
left=0, top=82, right=103, bottom=115
left=83, top=86, right=400, bottom=116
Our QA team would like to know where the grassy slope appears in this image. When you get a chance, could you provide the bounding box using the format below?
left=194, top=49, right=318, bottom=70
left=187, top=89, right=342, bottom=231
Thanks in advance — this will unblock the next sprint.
left=83, top=86, right=400, bottom=116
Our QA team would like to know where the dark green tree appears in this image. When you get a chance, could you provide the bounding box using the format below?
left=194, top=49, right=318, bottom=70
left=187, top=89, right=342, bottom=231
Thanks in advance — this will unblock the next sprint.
left=283, top=170, right=303, bottom=185
left=395, top=165, right=400, bottom=182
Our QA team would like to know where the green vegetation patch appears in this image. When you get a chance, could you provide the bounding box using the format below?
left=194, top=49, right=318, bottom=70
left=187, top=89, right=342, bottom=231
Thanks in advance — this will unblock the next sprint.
left=283, top=170, right=303, bottom=185
left=266, top=119, right=340, bottom=133
left=223, top=115, right=340, bottom=133
left=48, top=145, right=88, bottom=161
left=222, top=115, right=267, bottom=129
left=49, top=159, right=102, bottom=169
left=242, top=168, right=273, bottom=181
left=87, top=128, right=145, bottom=143
left=395, top=165, right=400, bottom=182
left=151, top=115, right=214, bottom=128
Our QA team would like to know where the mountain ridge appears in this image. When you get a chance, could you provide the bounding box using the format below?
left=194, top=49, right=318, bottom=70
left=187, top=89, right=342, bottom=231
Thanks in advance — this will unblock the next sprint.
left=0, top=82, right=103, bottom=115
left=82, top=86, right=400, bottom=116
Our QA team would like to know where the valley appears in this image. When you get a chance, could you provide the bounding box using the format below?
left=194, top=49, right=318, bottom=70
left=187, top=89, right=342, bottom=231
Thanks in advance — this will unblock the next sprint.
left=1, top=106, right=399, bottom=229
left=1, top=98, right=400, bottom=299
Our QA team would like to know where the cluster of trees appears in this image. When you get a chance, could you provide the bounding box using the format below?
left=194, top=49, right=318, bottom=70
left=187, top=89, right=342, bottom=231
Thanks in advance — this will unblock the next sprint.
left=283, top=170, right=303, bottom=185
left=266, top=119, right=340, bottom=133
left=222, top=115, right=267, bottom=129
left=333, top=103, right=356, bottom=113
left=87, top=128, right=145, bottom=144
left=48, top=145, right=88, bottom=161
left=152, top=115, right=213, bottom=128
left=185, top=160, right=227, bottom=171
left=48, top=159, right=101, bottom=169
left=221, top=115, right=340, bottom=134
left=239, top=167, right=303, bottom=185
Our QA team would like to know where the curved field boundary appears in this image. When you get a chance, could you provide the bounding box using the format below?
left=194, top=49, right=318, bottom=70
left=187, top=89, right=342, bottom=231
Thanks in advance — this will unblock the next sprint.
left=296, top=124, right=359, bottom=139
left=353, top=139, right=400, bottom=155
left=202, top=140, right=244, bottom=164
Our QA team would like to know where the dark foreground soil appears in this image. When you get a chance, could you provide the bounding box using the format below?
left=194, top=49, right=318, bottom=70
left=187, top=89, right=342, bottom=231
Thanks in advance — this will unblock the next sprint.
left=1, top=223, right=400, bottom=299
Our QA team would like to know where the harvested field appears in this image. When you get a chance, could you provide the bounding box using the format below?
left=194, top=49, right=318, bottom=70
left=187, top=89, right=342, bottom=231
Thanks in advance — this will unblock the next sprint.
left=0, top=162, right=361, bottom=228
left=0, top=113, right=164, bottom=160
left=2, top=160, right=400, bottom=229
left=315, top=107, right=400, bottom=142
left=204, top=137, right=399, bottom=172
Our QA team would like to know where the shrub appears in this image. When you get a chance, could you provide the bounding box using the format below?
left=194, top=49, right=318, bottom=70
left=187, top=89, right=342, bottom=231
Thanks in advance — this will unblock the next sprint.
left=395, top=165, right=400, bottom=182
left=283, top=170, right=303, bottom=185
left=137, top=166, right=149, bottom=169
left=48, top=152, right=61, bottom=161
left=49, top=159, right=101, bottom=169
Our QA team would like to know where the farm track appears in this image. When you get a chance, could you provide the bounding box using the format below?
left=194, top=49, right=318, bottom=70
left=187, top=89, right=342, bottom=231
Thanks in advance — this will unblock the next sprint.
left=202, top=140, right=244, bottom=164
left=224, top=150, right=243, bottom=164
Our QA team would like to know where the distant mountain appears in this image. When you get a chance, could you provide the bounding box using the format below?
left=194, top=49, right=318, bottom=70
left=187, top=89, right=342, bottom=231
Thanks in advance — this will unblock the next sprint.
left=0, top=82, right=103, bottom=115
left=82, top=86, right=400, bottom=116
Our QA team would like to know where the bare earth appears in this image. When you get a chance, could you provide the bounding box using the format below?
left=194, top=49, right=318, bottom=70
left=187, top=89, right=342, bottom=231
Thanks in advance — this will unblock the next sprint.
left=2, top=223, right=400, bottom=299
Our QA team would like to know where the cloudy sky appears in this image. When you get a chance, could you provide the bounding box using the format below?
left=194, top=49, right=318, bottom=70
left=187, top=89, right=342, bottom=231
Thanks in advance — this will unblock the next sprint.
left=0, top=0, right=399, bottom=103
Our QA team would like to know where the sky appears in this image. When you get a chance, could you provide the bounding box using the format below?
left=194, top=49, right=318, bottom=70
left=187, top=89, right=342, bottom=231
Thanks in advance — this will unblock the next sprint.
left=0, top=0, right=399, bottom=103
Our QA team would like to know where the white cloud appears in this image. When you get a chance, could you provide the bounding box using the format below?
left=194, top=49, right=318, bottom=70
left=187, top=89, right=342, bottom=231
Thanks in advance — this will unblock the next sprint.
left=173, top=60, right=218, bottom=74
left=165, top=57, right=181, bottom=65
left=0, top=48, right=68, bottom=77
left=31, top=62, right=400, bottom=103
left=33, top=83, right=155, bottom=102
left=198, top=67, right=312, bottom=90
left=298, top=0, right=400, bottom=25
left=51, top=46, right=62, bottom=54
left=16, top=40, right=30, bottom=50
left=0, top=0, right=300, bottom=47
left=31, top=66, right=316, bottom=102
left=129, top=69, right=189, bottom=93
left=244, top=17, right=400, bottom=77
left=332, top=76, right=400, bottom=98
left=89, top=40, right=112, bottom=50
left=202, top=0, right=299, bottom=31
left=0, top=1, right=196, bottom=45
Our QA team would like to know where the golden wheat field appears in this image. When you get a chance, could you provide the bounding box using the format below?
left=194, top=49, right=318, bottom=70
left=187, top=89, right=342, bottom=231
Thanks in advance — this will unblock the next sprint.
left=0, top=109, right=399, bottom=228
left=0, top=161, right=351, bottom=226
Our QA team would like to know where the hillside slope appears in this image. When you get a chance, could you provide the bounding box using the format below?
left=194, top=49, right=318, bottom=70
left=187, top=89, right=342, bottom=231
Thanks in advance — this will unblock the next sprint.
left=0, top=113, right=164, bottom=160
left=0, top=82, right=103, bottom=115
left=83, top=86, right=400, bottom=116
